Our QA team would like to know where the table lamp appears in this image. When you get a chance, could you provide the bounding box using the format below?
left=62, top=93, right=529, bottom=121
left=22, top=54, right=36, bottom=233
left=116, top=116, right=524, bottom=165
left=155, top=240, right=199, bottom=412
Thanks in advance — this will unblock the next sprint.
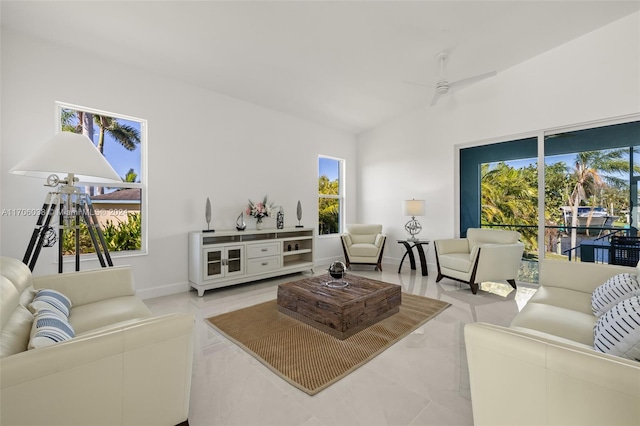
left=402, top=199, right=425, bottom=241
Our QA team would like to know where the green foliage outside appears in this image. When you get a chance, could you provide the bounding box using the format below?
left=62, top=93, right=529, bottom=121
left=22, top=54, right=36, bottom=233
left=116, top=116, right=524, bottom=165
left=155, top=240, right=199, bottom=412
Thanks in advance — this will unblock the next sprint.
left=62, top=212, right=141, bottom=254
left=481, top=148, right=636, bottom=261
left=319, top=175, right=340, bottom=234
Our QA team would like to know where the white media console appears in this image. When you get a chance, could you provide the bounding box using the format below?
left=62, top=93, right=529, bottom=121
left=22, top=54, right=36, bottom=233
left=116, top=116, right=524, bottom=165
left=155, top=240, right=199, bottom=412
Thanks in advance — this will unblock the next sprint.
left=188, top=227, right=314, bottom=296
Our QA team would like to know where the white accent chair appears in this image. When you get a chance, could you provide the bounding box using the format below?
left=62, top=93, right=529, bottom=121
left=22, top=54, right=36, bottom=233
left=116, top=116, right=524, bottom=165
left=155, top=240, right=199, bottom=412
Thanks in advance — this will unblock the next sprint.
left=341, top=224, right=386, bottom=271
left=434, top=228, right=524, bottom=294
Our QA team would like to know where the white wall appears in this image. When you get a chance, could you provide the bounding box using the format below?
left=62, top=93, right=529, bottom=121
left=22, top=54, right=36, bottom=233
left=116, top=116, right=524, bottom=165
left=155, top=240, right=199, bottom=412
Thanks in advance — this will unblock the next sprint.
left=357, top=12, right=640, bottom=268
left=0, top=29, right=357, bottom=298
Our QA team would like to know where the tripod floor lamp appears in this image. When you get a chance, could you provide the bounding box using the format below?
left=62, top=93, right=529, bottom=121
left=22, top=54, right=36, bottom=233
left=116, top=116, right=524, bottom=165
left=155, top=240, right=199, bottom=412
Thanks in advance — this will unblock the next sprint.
left=10, top=131, right=122, bottom=272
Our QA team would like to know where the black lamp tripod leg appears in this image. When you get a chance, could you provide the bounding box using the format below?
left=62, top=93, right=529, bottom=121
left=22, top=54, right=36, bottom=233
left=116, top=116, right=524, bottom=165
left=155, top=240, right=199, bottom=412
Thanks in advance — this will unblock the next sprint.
left=23, top=193, right=52, bottom=267
left=24, top=193, right=59, bottom=272
left=88, top=201, right=113, bottom=267
left=79, top=204, right=106, bottom=268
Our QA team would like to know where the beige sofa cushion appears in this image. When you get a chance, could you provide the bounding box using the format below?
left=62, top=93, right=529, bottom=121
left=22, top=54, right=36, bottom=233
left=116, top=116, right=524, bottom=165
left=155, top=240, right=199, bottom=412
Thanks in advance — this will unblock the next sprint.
left=527, top=285, right=593, bottom=315
left=0, top=258, right=33, bottom=295
left=1, top=277, right=19, bottom=331
left=510, top=302, right=597, bottom=346
left=0, top=305, right=33, bottom=357
left=69, top=296, right=152, bottom=335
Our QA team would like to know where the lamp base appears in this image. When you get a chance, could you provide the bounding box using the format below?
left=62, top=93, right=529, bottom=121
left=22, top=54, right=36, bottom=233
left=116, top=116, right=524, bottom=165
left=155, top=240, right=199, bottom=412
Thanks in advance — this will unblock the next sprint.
left=405, top=217, right=422, bottom=241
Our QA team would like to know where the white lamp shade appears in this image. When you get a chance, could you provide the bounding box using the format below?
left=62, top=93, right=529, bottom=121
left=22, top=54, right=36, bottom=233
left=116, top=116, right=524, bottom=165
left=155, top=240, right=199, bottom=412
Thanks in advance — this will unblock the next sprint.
left=403, top=199, right=425, bottom=216
left=10, top=131, right=122, bottom=184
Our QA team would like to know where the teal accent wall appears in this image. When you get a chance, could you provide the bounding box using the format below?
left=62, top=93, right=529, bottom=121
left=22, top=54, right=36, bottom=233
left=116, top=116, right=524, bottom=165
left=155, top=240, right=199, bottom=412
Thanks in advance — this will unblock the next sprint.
left=545, top=121, right=640, bottom=155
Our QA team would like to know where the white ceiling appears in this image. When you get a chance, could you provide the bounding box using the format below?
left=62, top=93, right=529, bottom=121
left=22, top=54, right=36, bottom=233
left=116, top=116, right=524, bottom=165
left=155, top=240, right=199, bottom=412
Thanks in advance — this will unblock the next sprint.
left=2, top=1, right=639, bottom=134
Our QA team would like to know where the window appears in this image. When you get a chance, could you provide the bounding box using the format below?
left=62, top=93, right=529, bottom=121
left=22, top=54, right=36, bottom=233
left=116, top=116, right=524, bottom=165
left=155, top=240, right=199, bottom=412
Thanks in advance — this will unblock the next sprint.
left=318, top=156, right=344, bottom=235
left=543, top=122, right=640, bottom=263
left=57, top=102, right=146, bottom=255
left=459, top=119, right=640, bottom=283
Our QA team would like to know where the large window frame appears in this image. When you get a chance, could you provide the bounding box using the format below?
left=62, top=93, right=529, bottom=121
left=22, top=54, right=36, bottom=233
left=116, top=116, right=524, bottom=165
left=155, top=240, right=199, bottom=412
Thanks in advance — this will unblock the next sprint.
left=56, top=101, right=148, bottom=257
left=318, top=155, right=345, bottom=236
left=457, top=114, right=640, bottom=269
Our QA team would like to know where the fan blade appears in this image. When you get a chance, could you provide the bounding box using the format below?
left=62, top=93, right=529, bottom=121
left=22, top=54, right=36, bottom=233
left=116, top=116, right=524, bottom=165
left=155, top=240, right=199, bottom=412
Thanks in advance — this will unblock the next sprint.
left=430, top=91, right=443, bottom=106
left=448, top=71, right=497, bottom=90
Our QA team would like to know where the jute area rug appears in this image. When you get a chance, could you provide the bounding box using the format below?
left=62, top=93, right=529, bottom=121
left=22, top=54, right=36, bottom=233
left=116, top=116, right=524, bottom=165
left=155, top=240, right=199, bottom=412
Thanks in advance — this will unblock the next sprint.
left=206, top=291, right=450, bottom=395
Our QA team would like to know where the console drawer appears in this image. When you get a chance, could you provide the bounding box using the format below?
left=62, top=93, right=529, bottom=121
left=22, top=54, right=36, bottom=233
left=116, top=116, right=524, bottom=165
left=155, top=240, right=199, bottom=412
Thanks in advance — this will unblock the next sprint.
left=246, top=256, right=280, bottom=275
left=247, top=242, right=280, bottom=259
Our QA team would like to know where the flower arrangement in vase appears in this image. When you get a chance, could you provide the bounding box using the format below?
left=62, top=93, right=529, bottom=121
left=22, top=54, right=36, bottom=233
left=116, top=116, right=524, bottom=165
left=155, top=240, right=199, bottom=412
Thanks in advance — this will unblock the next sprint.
left=246, top=196, right=275, bottom=230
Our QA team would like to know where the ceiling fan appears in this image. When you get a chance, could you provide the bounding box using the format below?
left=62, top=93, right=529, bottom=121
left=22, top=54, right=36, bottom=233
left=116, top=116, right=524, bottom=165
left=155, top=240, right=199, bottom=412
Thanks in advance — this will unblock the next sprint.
left=406, top=51, right=497, bottom=106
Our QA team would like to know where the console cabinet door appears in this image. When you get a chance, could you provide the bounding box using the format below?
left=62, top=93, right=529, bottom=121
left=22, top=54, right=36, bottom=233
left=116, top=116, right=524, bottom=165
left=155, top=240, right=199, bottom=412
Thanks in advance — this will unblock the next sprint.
left=224, top=245, right=244, bottom=277
left=203, top=245, right=244, bottom=279
left=204, top=248, right=224, bottom=279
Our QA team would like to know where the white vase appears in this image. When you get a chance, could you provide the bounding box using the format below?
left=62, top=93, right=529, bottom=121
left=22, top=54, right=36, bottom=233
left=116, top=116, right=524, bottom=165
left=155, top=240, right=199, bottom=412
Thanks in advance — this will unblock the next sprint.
left=256, top=218, right=263, bottom=230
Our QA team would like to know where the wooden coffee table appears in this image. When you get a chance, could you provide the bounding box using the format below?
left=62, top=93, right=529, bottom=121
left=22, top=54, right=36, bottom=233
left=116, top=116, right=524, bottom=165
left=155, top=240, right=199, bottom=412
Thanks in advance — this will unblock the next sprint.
left=277, top=275, right=402, bottom=339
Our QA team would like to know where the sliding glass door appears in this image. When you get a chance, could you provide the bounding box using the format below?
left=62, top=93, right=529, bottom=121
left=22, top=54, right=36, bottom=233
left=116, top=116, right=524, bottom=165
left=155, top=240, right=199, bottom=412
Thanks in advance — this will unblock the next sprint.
left=460, top=119, right=640, bottom=283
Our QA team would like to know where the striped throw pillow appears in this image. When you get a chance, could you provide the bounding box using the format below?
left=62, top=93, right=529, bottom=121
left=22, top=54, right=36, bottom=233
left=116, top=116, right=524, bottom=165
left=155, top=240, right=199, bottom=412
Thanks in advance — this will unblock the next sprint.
left=594, top=296, right=640, bottom=362
left=591, top=273, right=640, bottom=317
left=28, top=310, right=75, bottom=349
left=29, top=289, right=72, bottom=318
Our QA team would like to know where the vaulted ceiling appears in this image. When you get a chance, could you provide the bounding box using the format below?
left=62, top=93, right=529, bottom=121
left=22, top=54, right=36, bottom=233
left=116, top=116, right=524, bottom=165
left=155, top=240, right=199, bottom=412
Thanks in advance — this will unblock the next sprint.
left=2, top=1, right=638, bottom=134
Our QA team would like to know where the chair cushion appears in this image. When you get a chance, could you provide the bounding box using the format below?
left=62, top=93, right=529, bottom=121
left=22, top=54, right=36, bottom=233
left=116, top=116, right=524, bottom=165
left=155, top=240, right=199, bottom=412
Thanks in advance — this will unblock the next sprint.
left=594, top=296, right=640, bottom=361
left=348, top=243, right=379, bottom=257
left=346, top=224, right=382, bottom=245
left=69, top=296, right=152, bottom=335
left=591, top=273, right=640, bottom=317
left=350, top=234, right=376, bottom=244
left=467, top=228, right=520, bottom=247
left=438, top=252, right=473, bottom=273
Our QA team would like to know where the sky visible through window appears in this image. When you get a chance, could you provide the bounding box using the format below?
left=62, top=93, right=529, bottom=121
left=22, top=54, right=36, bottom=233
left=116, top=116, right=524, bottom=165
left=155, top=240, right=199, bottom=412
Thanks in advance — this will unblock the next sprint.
left=319, top=157, right=339, bottom=181
left=63, top=112, right=141, bottom=181
left=98, top=118, right=141, bottom=180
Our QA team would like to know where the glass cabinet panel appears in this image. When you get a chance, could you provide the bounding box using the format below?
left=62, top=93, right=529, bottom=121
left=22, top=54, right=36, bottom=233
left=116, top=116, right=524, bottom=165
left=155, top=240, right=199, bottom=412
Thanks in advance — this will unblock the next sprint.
left=206, top=249, right=223, bottom=278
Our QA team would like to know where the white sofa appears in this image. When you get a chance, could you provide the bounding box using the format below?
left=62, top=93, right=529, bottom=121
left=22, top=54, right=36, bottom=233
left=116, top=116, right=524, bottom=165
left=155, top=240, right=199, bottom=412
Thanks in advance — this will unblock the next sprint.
left=465, top=261, right=640, bottom=425
left=435, top=228, right=524, bottom=294
left=0, top=257, right=195, bottom=426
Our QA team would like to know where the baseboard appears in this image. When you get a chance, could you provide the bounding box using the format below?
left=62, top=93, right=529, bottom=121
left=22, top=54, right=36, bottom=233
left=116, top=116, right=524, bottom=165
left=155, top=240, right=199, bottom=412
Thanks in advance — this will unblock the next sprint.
left=314, top=256, right=343, bottom=269
left=137, top=280, right=190, bottom=300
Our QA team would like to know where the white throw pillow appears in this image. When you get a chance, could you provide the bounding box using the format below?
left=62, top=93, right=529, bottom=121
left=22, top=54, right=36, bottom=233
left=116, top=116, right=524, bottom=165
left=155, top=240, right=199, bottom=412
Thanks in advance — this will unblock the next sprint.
left=29, top=288, right=72, bottom=318
left=593, top=296, right=640, bottom=362
left=28, top=309, right=75, bottom=349
left=591, top=273, right=640, bottom=317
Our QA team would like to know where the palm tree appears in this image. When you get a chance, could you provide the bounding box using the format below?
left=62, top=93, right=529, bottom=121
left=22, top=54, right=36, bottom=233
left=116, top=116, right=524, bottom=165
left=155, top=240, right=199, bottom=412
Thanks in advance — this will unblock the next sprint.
left=481, top=162, right=538, bottom=251
left=567, top=149, right=636, bottom=252
left=318, top=175, right=340, bottom=234
left=61, top=109, right=140, bottom=194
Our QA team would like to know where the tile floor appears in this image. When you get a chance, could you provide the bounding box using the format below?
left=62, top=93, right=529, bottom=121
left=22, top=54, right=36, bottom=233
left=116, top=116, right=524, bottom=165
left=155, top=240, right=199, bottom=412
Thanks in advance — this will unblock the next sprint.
left=144, top=265, right=538, bottom=426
